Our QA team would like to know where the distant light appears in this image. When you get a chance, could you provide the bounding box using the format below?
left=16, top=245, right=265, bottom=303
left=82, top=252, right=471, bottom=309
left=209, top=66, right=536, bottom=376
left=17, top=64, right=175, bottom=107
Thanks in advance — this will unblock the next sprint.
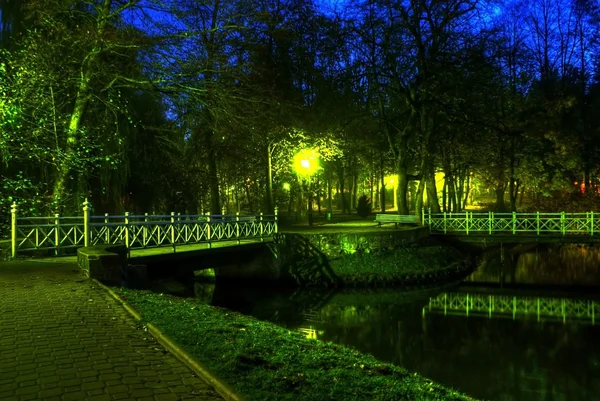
left=283, top=183, right=290, bottom=191
left=301, top=160, right=310, bottom=169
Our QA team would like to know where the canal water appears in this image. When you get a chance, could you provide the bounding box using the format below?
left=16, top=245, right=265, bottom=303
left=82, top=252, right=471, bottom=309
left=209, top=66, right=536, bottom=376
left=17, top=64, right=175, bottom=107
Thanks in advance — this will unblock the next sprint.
left=185, top=244, right=600, bottom=401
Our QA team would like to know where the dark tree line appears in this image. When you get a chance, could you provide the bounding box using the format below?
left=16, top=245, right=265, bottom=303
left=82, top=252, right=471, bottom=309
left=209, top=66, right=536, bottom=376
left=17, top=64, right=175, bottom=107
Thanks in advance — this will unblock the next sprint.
left=1, top=0, right=600, bottom=226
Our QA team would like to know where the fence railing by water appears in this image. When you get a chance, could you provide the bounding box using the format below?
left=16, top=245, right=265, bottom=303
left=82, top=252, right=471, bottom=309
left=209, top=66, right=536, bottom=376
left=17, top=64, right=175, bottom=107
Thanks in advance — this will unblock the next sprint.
left=423, top=210, right=600, bottom=235
left=10, top=200, right=278, bottom=258
left=424, top=292, right=598, bottom=325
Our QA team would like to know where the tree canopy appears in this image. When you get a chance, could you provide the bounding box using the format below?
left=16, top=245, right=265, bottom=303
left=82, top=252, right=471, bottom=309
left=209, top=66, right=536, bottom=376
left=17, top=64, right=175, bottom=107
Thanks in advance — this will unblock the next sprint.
left=1, top=0, right=600, bottom=228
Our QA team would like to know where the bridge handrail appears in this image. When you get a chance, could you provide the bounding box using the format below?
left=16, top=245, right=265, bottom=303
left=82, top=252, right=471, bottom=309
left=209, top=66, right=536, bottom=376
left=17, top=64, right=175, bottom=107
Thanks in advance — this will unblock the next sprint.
left=423, top=209, right=597, bottom=236
left=9, top=200, right=279, bottom=258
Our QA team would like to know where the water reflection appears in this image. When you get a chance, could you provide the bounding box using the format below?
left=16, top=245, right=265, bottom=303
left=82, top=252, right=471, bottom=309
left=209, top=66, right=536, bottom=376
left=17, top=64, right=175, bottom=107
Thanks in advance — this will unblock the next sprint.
left=424, top=292, right=599, bottom=324
left=466, top=244, right=600, bottom=287
left=186, top=245, right=600, bottom=401
left=197, top=283, right=600, bottom=401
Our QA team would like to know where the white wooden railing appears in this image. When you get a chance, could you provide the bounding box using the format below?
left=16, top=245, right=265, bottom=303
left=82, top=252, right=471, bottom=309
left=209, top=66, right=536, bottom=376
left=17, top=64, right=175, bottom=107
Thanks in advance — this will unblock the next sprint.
left=10, top=200, right=278, bottom=258
left=422, top=210, right=599, bottom=235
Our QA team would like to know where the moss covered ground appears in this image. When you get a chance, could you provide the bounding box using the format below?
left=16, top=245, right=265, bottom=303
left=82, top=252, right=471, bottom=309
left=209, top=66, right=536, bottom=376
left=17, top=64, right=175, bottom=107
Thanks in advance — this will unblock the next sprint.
left=328, top=242, right=469, bottom=285
left=114, top=288, right=477, bottom=401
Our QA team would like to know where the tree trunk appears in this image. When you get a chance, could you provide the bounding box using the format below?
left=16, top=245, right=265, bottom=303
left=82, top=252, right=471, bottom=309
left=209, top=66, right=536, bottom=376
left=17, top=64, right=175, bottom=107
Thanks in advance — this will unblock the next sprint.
left=53, top=0, right=114, bottom=209
left=463, top=171, right=471, bottom=210
left=287, top=185, right=294, bottom=214
left=414, top=155, right=426, bottom=216
left=495, top=184, right=507, bottom=212
left=518, top=186, right=525, bottom=207
left=456, top=171, right=465, bottom=212
left=448, top=173, right=457, bottom=212
left=370, top=171, right=374, bottom=207
left=207, top=142, right=220, bottom=215
left=351, top=171, right=358, bottom=210
left=396, top=149, right=409, bottom=215
left=442, top=176, right=447, bottom=213
left=265, top=144, right=273, bottom=213
left=380, top=160, right=385, bottom=212
left=425, top=163, right=440, bottom=213
left=315, top=177, right=322, bottom=215
left=245, top=184, right=252, bottom=214
left=327, top=172, right=333, bottom=212
left=337, top=164, right=349, bottom=214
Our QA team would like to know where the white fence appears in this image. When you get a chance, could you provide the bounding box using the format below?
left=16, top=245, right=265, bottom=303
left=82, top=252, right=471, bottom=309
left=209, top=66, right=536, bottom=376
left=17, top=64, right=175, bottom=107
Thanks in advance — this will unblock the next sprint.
left=10, top=200, right=278, bottom=258
left=423, top=211, right=599, bottom=235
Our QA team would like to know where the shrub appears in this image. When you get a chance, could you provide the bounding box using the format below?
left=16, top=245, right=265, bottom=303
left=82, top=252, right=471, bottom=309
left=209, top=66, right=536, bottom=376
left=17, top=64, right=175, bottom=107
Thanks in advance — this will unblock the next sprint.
left=356, top=195, right=372, bottom=218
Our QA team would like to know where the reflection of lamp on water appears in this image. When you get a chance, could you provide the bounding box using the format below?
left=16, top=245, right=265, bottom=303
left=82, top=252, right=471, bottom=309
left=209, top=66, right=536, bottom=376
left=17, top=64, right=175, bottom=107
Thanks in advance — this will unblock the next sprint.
left=297, top=326, right=324, bottom=340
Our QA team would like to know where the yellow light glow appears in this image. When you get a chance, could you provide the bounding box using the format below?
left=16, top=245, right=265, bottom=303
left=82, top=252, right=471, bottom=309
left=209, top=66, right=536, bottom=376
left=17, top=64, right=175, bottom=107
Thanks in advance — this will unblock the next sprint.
left=283, top=183, right=290, bottom=191
left=384, top=175, right=398, bottom=187
left=293, top=148, right=321, bottom=177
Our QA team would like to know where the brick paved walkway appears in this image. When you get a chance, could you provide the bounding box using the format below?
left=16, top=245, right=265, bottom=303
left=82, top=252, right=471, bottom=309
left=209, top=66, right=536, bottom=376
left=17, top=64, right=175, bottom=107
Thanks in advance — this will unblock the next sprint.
left=0, top=260, right=224, bottom=401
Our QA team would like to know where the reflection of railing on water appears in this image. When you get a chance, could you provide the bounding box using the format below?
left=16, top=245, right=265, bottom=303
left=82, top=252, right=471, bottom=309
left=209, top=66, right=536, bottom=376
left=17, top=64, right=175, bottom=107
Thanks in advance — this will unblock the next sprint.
left=424, top=211, right=600, bottom=235
left=423, top=292, right=598, bottom=325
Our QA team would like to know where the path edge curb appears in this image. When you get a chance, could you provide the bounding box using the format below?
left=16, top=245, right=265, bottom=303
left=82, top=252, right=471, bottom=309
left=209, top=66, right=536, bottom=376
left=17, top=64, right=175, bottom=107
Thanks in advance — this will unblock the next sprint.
left=92, top=279, right=246, bottom=401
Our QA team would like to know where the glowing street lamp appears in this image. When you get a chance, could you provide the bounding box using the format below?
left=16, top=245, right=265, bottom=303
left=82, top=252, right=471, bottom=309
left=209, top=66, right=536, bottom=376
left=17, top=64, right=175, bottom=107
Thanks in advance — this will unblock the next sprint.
left=293, top=148, right=320, bottom=177
left=292, top=148, right=321, bottom=225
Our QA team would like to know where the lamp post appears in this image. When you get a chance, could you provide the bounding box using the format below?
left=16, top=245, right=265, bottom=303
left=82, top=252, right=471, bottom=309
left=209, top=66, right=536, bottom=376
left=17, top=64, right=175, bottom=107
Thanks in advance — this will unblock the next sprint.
left=293, top=149, right=320, bottom=226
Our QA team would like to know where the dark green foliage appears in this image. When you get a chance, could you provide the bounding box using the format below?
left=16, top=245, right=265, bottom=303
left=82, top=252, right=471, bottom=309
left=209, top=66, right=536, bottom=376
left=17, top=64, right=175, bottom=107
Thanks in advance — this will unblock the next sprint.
left=328, top=244, right=467, bottom=285
left=114, top=288, right=478, bottom=401
left=355, top=195, right=372, bottom=218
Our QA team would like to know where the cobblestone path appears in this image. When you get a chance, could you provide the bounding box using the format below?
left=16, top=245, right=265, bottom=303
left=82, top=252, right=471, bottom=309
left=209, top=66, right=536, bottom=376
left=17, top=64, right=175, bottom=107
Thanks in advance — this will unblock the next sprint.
left=0, top=260, right=224, bottom=401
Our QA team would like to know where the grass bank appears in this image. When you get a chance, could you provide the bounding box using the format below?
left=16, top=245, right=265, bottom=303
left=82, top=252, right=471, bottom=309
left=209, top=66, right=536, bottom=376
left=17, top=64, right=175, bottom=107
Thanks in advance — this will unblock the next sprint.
left=114, top=288, right=477, bottom=401
left=328, top=241, right=473, bottom=286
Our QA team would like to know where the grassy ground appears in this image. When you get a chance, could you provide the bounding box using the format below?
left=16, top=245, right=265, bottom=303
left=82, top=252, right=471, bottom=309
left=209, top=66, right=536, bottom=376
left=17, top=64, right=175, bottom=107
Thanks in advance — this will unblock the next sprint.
left=114, top=288, right=477, bottom=401
left=328, top=242, right=468, bottom=285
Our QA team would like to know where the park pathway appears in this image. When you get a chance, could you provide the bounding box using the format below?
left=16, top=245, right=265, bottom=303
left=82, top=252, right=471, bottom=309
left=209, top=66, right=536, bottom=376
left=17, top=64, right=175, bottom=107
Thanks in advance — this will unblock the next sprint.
left=0, top=260, right=224, bottom=401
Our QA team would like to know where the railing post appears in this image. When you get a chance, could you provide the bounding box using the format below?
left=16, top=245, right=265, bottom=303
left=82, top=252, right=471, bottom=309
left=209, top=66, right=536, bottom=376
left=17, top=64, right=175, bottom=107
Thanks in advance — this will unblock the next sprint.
left=591, top=211, right=595, bottom=236
left=236, top=212, right=241, bottom=244
left=104, top=213, right=110, bottom=244
left=54, top=213, right=60, bottom=256
left=274, top=206, right=279, bottom=234
left=206, top=212, right=212, bottom=248
left=512, top=211, right=516, bottom=235
left=124, top=212, right=130, bottom=249
left=171, top=212, right=176, bottom=253
left=178, top=212, right=182, bottom=244
left=11, top=202, right=18, bottom=258
left=536, top=212, right=540, bottom=235
left=421, top=208, right=425, bottom=226
left=260, top=212, right=264, bottom=242
left=83, top=198, right=91, bottom=248
left=561, top=211, right=566, bottom=235
left=488, top=211, right=492, bottom=235
left=143, top=213, right=148, bottom=247
left=465, top=211, right=469, bottom=235
left=443, top=212, right=447, bottom=234
left=428, top=208, right=432, bottom=226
